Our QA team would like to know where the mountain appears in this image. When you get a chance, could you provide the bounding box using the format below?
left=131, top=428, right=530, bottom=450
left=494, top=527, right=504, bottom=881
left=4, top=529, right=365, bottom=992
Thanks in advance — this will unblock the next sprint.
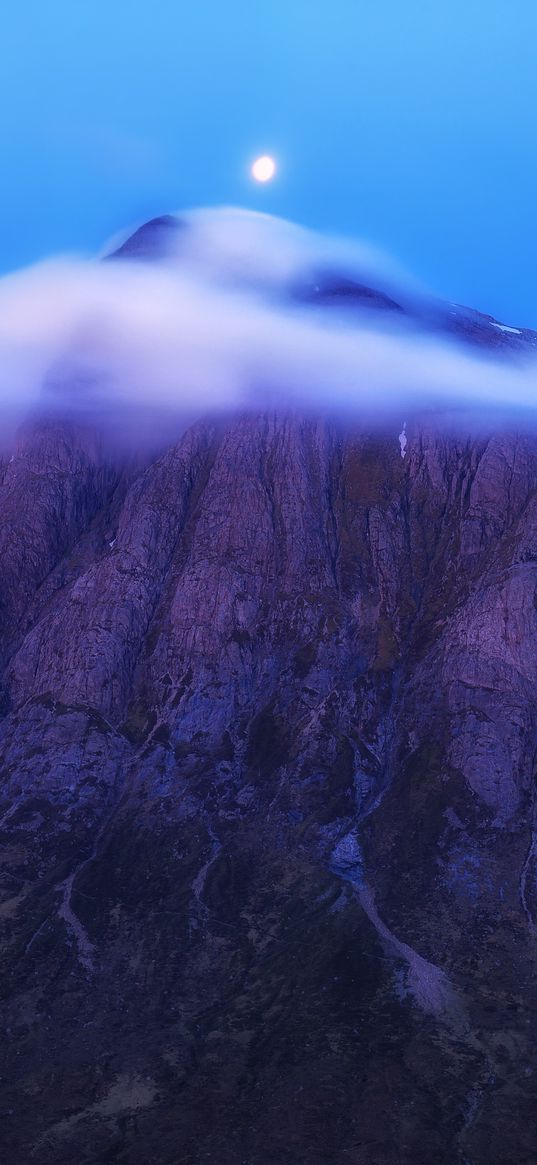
left=109, top=210, right=537, bottom=355
left=1, top=219, right=537, bottom=1164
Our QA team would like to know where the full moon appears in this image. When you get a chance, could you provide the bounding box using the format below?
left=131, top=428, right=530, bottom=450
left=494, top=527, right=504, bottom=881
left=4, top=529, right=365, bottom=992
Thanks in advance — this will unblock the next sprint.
left=251, top=155, right=276, bottom=183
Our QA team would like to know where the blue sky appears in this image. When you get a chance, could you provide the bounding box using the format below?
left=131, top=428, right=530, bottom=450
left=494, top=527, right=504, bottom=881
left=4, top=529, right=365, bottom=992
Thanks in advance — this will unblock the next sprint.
left=1, top=1, right=536, bottom=325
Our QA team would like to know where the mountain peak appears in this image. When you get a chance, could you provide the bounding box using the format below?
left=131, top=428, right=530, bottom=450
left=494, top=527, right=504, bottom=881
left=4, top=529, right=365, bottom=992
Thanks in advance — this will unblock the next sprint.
left=108, top=213, right=184, bottom=260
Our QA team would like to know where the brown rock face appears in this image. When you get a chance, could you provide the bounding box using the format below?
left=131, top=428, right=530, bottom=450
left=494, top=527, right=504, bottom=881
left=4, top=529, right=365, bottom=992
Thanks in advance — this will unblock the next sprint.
left=1, top=409, right=537, bottom=1164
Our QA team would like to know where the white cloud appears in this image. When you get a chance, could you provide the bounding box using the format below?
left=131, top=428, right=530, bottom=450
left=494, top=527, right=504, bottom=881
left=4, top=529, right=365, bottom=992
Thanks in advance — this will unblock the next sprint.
left=0, top=207, right=534, bottom=444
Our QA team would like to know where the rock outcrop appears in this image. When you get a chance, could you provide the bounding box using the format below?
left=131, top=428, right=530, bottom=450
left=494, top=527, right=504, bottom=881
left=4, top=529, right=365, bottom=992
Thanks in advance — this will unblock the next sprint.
left=1, top=403, right=537, bottom=1164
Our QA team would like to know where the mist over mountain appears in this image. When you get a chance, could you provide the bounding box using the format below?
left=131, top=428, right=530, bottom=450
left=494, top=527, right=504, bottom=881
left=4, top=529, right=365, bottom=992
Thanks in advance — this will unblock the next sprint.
left=1, top=208, right=536, bottom=451
left=1, top=214, right=537, bottom=1164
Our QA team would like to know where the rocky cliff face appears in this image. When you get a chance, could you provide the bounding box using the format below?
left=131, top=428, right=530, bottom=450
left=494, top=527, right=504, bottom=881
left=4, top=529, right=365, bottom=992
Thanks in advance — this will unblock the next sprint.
left=1, top=398, right=537, bottom=1164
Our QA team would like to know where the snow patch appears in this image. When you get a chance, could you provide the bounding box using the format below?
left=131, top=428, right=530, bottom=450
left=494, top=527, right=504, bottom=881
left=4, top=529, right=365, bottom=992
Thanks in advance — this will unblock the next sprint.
left=33, top=1073, right=157, bottom=1151
left=398, top=421, right=407, bottom=459
left=192, top=827, right=222, bottom=916
left=58, top=870, right=96, bottom=973
left=491, top=322, right=521, bottom=335
left=357, top=883, right=463, bottom=1020
left=330, top=832, right=364, bottom=886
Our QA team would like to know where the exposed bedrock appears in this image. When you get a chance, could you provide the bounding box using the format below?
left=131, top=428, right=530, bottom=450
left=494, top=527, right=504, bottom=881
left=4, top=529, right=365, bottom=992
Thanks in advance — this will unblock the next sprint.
left=1, top=412, right=537, bottom=1163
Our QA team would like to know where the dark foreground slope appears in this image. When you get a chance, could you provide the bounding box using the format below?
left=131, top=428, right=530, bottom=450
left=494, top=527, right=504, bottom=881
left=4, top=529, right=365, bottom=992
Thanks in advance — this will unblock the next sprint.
left=1, top=411, right=537, bottom=1164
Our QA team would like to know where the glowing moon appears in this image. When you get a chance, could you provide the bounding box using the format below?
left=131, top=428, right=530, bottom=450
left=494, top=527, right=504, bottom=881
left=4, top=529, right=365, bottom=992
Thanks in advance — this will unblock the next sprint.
left=251, top=155, right=276, bottom=183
